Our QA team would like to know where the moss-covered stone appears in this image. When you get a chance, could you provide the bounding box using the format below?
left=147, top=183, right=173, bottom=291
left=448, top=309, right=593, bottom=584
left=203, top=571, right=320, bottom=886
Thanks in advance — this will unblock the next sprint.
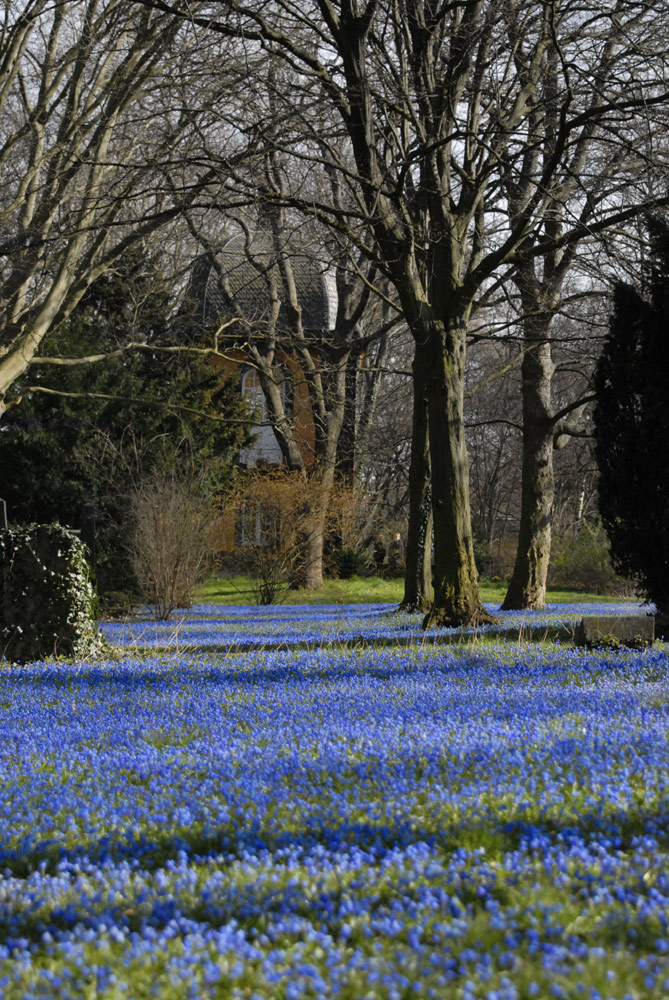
left=0, top=524, right=102, bottom=663
left=574, top=614, right=654, bottom=649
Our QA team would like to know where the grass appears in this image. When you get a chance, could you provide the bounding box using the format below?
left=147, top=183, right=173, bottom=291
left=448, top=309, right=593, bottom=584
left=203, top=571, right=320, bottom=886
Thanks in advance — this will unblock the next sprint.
left=195, top=574, right=628, bottom=607
left=196, top=574, right=405, bottom=605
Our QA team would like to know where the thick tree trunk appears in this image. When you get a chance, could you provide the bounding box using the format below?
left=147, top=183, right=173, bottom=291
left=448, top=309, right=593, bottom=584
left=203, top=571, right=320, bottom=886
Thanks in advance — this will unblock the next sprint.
left=502, top=326, right=555, bottom=611
left=419, top=325, right=494, bottom=628
left=401, top=348, right=433, bottom=612
left=402, top=496, right=433, bottom=613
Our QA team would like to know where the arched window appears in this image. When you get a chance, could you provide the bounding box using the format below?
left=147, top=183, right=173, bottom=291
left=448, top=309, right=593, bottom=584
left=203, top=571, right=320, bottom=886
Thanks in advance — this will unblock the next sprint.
left=241, top=368, right=268, bottom=420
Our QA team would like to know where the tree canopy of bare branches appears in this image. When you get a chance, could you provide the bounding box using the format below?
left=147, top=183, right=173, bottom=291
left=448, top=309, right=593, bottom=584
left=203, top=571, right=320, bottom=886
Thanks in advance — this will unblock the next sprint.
left=0, top=0, right=248, bottom=416
left=126, top=0, right=669, bottom=625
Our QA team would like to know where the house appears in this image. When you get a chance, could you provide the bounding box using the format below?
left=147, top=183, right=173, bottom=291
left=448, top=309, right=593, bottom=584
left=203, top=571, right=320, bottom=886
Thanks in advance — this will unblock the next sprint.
left=187, top=225, right=340, bottom=553
left=189, top=228, right=339, bottom=470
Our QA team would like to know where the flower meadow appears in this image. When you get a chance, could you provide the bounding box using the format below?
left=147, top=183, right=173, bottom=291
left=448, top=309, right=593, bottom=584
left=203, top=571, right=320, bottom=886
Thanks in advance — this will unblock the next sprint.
left=98, top=600, right=644, bottom=651
left=2, top=604, right=669, bottom=998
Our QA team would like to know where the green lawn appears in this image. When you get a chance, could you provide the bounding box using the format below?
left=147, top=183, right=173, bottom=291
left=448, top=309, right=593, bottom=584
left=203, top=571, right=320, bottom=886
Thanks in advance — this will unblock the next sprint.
left=195, top=574, right=625, bottom=607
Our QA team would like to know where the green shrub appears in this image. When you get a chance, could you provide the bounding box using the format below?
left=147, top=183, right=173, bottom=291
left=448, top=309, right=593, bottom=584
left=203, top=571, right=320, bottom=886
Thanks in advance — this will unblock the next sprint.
left=0, top=524, right=102, bottom=663
left=548, top=520, right=633, bottom=596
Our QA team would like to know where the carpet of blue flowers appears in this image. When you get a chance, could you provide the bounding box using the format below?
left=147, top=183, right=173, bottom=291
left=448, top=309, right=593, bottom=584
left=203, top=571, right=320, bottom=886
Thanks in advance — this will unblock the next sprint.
left=2, top=603, right=669, bottom=999
left=98, top=600, right=643, bottom=650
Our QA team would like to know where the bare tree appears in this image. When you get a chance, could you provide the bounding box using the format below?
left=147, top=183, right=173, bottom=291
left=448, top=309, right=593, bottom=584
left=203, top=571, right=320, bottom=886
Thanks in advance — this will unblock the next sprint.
left=464, top=334, right=523, bottom=577
left=129, top=0, right=669, bottom=626
left=497, top=4, right=669, bottom=609
left=0, top=0, right=247, bottom=417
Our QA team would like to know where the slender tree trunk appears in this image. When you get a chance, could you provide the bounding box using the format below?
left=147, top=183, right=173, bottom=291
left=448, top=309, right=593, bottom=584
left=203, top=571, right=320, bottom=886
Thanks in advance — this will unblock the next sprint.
left=303, top=462, right=336, bottom=589
left=302, top=356, right=347, bottom=590
left=304, top=513, right=325, bottom=589
left=401, top=347, right=433, bottom=612
left=419, top=323, right=494, bottom=628
left=337, top=353, right=358, bottom=479
left=502, top=319, right=555, bottom=610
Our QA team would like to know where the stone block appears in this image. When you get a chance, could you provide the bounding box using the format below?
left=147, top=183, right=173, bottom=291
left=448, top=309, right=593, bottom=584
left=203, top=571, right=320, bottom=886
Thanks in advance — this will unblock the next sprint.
left=574, top=614, right=654, bottom=648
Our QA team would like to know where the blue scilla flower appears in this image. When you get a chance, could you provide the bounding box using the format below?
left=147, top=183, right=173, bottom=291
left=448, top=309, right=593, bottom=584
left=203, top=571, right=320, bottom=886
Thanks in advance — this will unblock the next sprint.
left=3, top=616, right=669, bottom=998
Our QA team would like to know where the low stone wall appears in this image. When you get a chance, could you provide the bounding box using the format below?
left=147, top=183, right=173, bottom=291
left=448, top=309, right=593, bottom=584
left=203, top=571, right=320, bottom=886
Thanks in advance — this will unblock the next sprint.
left=0, top=524, right=102, bottom=663
left=574, top=614, right=654, bottom=649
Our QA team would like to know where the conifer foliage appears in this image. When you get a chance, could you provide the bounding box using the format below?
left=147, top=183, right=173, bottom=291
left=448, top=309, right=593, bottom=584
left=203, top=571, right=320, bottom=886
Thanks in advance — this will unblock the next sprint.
left=593, top=218, right=669, bottom=613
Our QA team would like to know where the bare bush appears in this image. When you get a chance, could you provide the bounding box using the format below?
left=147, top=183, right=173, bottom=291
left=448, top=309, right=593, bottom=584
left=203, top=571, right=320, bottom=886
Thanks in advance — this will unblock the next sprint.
left=131, top=477, right=214, bottom=619
left=218, top=470, right=362, bottom=603
left=218, top=470, right=307, bottom=604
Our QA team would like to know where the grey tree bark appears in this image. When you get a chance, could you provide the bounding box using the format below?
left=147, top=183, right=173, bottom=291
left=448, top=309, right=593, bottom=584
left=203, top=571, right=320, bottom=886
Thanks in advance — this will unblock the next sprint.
left=500, top=14, right=669, bottom=609
left=502, top=300, right=556, bottom=610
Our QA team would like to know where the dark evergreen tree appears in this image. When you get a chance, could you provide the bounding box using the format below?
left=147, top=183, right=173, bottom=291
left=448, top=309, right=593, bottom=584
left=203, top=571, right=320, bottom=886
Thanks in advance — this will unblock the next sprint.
left=0, top=251, right=251, bottom=599
left=593, top=218, right=669, bottom=614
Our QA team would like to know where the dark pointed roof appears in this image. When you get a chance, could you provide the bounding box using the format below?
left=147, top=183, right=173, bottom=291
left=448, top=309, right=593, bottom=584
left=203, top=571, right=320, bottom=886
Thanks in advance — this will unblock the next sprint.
left=200, top=231, right=338, bottom=333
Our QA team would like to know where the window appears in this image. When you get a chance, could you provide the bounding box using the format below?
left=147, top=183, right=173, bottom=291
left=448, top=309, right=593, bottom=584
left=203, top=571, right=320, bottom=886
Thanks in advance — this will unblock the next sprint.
left=241, top=368, right=267, bottom=419
left=236, top=500, right=280, bottom=547
left=239, top=367, right=291, bottom=467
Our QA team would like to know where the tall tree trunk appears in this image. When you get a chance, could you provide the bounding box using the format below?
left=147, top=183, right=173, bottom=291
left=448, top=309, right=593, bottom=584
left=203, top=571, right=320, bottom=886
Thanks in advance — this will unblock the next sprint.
left=502, top=318, right=555, bottom=610
left=419, top=323, right=494, bottom=628
left=304, top=511, right=325, bottom=589
left=303, top=462, right=336, bottom=589
left=302, top=356, right=347, bottom=590
left=401, top=347, right=433, bottom=612
left=337, top=353, right=358, bottom=479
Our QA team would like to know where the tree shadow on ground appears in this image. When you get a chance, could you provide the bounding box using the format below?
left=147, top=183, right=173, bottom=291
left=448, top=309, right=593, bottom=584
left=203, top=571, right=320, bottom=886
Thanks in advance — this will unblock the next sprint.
left=2, top=800, right=669, bottom=952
